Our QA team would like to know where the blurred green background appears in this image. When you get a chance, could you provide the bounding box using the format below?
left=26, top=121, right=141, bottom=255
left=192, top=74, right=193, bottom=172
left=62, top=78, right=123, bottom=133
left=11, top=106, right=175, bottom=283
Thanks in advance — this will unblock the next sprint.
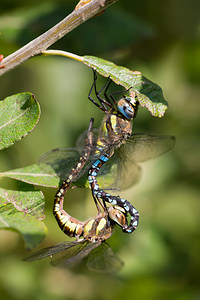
left=0, top=0, right=200, bottom=299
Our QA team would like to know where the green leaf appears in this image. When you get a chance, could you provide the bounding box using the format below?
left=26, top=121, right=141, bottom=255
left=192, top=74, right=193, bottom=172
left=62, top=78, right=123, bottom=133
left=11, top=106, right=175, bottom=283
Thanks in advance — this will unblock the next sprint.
left=0, top=164, right=59, bottom=188
left=0, top=92, right=40, bottom=150
left=0, top=188, right=47, bottom=249
left=83, top=56, right=168, bottom=117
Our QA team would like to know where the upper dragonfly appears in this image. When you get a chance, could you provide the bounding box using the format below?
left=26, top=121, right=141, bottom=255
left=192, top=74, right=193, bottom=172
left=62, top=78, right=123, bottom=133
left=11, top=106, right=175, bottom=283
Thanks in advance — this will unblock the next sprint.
left=39, top=70, right=175, bottom=232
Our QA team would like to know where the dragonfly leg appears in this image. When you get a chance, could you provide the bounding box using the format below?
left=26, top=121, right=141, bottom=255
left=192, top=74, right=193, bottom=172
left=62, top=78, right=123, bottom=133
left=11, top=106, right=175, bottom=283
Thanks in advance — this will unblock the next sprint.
left=88, top=70, right=114, bottom=113
left=109, top=89, right=128, bottom=105
left=89, top=172, right=109, bottom=213
left=88, top=71, right=109, bottom=113
left=93, top=70, right=113, bottom=110
left=91, top=189, right=102, bottom=213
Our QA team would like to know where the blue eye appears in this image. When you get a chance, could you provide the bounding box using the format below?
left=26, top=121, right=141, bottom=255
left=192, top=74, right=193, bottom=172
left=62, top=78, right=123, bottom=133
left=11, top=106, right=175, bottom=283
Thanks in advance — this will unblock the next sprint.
left=117, top=99, right=134, bottom=120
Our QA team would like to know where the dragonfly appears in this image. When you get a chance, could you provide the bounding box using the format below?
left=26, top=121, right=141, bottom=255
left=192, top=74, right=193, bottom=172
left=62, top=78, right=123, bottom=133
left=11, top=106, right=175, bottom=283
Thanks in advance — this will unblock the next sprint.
left=24, top=204, right=128, bottom=273
left=39, top=70, right=175, bottom=233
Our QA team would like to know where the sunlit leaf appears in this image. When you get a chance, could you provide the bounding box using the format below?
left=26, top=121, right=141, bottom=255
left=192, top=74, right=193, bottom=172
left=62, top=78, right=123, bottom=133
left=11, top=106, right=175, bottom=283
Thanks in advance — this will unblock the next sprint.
left=0, top=188, right=47, bottom=249
left=0, top=92, right=40, bottom=150
left=0, top=164, right=59, bottom=188
left=83, top=56, right=168, bottom=117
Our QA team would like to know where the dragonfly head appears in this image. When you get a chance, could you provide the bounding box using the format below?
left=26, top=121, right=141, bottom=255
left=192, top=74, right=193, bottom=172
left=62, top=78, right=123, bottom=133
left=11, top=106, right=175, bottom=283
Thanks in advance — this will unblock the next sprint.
left=108, top=205, right=127, bottom=228
left=117, top=95, right=139, bottom=120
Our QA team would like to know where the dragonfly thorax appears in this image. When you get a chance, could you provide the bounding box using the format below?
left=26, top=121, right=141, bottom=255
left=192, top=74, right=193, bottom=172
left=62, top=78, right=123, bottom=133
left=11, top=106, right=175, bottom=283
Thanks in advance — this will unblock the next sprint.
left=82, top=205, right=128, bottom=243
left=95, top=112, right=133, bottom=156
left=83, top=212, right=113, bottom=243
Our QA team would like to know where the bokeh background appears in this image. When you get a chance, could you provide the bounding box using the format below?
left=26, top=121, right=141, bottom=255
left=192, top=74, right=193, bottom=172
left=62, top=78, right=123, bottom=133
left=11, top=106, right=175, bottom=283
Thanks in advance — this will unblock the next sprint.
left=0, top=0, right=200, bottom=299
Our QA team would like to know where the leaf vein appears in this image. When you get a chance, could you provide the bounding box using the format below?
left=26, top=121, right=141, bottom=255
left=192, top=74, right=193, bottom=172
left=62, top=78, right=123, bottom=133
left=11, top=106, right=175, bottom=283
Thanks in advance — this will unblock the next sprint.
left=0, top=109, right=28, bottom=130
left=0, top=172, right=56, bottom=177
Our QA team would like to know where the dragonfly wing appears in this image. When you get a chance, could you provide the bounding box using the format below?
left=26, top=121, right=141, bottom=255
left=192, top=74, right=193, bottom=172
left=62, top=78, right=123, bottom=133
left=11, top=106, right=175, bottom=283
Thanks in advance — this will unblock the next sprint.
left=38, top=148, right=93, bottom=186
left=97, top=151, right=141, bottom=190
left=96, top=133, right=175, bottom=190
left=95, top=154, right=119, bottom=189
left=87, top=241, right=123, bottom=273
left=51, top=241, right=100, bottom=268
left=116, top=157, right=142, bottom=190
left=121, top=133, right=176, bottom=163
left=23, top=241, right=80, bottom=261
left=38, top=133, right=174, bottom=191
left=39, top=148, right=80, bottom=180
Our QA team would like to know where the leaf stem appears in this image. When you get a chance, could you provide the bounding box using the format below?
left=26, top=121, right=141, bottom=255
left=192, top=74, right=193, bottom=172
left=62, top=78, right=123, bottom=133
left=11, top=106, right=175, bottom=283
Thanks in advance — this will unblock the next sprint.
left=41, top=50, right=83, bottom=62
left=0, top=0, right=117, bottom=76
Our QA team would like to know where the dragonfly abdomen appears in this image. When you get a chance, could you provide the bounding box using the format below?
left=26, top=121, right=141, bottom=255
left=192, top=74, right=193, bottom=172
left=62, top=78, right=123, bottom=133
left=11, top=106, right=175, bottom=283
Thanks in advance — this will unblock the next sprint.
left=88, top=146, right=140, bottom=233
left=53, top=118, right=94, bottom=238
left=54, top=179, right=85, bottom=237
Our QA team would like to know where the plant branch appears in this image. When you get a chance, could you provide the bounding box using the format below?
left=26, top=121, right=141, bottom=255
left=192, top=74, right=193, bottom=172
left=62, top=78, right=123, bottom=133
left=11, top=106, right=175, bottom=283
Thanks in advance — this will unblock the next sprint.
left=0, top=0, right=117, bottom=76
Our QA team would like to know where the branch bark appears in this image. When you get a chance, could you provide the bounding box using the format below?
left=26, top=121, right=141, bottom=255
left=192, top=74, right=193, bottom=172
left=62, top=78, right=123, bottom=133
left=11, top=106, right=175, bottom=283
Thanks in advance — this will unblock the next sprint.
left=0, top=0, right=117, bottom=76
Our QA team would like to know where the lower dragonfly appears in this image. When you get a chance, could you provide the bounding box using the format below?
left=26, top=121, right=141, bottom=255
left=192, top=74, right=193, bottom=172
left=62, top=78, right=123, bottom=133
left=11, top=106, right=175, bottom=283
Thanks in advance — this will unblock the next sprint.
left=24, top=205, right=127, bottom=272
left=39, top=71, right=175, bottom=232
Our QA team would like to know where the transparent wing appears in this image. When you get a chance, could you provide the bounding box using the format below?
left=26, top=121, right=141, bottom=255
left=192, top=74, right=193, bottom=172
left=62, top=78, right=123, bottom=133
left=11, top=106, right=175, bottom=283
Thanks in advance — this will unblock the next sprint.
left=23, top=240, right=82, bottom=262
left=77, top=130, right=175, bottom=163
left=87, top=241, right=123, bottom=273
left=50, top=241, right=100, bottom=268
left=38, top=133, right=175, bottom=190
left=24, top=240, right=99, bottom=267
left=96, top=153, right=141, bottom=190
left=24, top=240, right=122, bottom=272
left=103, top=133, right=175, bottom=190
left=39, top=148, right=92, bottom=187
left=121, top=133, right=176, bottom=163
left=38, top=147, right=121, bottom=190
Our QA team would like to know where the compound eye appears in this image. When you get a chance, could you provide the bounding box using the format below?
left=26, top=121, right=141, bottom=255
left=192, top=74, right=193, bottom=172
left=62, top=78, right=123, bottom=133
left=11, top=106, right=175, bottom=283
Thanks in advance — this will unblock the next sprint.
left=117, top=99, right=134, bottom=120
left=123, top=105, right=134, bottom=119
left=108, top=206, right=127, bottom=227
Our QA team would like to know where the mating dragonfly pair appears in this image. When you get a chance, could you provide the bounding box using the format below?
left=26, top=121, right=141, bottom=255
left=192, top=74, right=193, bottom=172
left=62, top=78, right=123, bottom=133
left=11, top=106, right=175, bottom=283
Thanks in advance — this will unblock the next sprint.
left=25, top=71, right=175, bottom=272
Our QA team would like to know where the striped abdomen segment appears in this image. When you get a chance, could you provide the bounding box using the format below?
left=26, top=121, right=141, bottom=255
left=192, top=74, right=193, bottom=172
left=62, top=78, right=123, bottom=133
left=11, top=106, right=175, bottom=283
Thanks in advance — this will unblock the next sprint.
left=53, top=179, right=84, bottom=238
